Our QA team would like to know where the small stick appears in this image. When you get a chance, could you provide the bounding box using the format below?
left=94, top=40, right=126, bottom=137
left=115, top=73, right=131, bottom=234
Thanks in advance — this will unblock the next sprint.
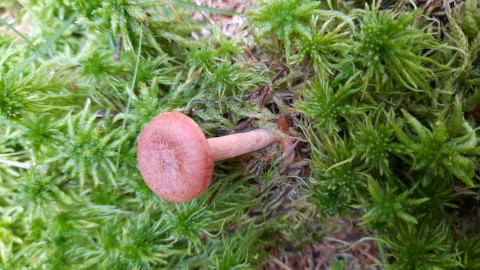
left=357, top=247, right=382, bottom=264
left=324, top=237, right=381, bottom=264
left=258, top=66, right=288, bottom=106
left=243, top=65, right=288, bottom=104
left=276, top=141, right=298, bottom=164
left=258, top=84, right=270, bottom=107
left=164, top=0, right=185, bottom=23
left=195, top=0, right=214, bottom=25
left=257, top=161, right=265, bottom=193
left=114, top=36, right=123, bottom=62
left=271, top=66, right=289, bottom=83
left=324, top=237, right=352, bottom=246
left=243, top=40, right=258, bottom=62
left=243, top=86, right=263, bottom=101
left=234, top=117, right=253, bottom=131
left=270, top=257, right=293, bottom=270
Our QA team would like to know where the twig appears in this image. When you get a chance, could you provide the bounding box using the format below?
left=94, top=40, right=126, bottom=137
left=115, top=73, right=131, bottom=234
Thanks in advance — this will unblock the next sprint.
left=275, top=141, right=299, bottom=163
left=324, top=237, right=382, bottom=264
left=234, top=117, right=253, bottom=131
left=195, top=0, right=215, bottom=25
left=258, top=84, right=270, bottom=107
left=243, top=86, right=263, bottom=100
left=357, top=247, right=382, bottom=264
left=164, top=0, right=185, bottom=23
left=270, top=257, right=293, bottom=270
left=243, top=40, right=258, bottom=62
left=315, top=248, right=336, bottom=269
left=258, top=66, right=289, bottom=106
left=257, top=161, right=265, bottom=193
left=271, top=66, right=289, bottom=83
left=324, top=237, right=351, bottom=246
left=243, top=65, right=289, bottom=103
left=114, top=36, right=123, bottom=62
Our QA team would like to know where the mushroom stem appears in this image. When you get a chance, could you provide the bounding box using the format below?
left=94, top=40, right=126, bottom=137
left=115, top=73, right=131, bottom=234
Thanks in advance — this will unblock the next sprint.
left=208, top=129, right=276, bottom=161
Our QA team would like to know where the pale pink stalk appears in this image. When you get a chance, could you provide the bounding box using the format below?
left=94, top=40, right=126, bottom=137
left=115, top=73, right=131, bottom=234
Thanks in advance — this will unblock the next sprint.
left=208, top=129, right=276, bottom=161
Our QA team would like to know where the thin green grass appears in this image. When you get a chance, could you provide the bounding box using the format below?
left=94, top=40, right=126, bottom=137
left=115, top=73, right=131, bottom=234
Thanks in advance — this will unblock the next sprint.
left=0, top=17, right=47, bottom=58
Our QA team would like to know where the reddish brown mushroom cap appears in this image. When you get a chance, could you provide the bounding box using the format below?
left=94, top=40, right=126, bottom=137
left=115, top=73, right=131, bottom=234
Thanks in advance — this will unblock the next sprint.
left=137, top=112, right=214, bottom=202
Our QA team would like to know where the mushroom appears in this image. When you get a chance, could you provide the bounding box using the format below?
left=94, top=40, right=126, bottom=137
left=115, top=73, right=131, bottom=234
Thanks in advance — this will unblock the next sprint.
left=137, top=112, right=276, bottom=202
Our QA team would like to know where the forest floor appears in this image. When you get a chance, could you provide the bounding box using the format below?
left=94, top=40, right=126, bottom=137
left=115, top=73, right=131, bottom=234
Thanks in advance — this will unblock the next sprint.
left=191, top=1, right=381, bottom=269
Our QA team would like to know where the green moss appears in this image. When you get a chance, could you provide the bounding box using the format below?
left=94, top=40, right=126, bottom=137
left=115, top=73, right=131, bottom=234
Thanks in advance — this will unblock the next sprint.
left=353, top=5, right=442, bottom=92
left=248, top=0, right=320, bottom=56
left=1, top=0, right=480, bottom=268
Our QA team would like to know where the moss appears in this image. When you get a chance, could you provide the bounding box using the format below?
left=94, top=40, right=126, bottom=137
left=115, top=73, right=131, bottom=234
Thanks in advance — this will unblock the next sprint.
left=1, top=0, right=480, bottom=268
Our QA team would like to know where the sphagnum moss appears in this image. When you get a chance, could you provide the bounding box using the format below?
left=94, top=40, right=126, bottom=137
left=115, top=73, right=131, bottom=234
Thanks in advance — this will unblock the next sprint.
left=254, top=0, right=480, bottom=268
left=1, top=0, right=480, bottom=269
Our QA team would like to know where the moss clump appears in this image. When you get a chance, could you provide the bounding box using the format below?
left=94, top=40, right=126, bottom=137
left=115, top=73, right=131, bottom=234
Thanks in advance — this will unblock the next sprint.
left=1, top=0, right=480, bottom=269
